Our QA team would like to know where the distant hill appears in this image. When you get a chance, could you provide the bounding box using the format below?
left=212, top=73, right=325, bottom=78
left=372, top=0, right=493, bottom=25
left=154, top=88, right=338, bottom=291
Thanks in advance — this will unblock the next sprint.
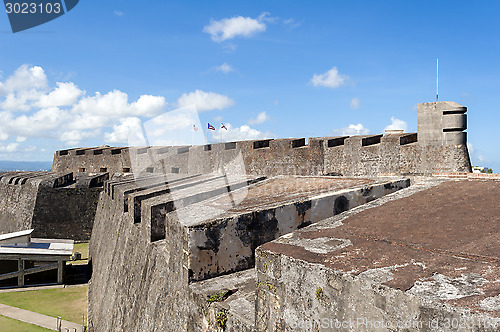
left=0, top=161, right=52, bottom=172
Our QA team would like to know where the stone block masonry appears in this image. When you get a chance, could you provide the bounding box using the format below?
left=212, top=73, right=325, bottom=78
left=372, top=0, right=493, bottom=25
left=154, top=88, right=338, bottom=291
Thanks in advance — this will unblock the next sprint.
left=0, top=171, right=107, bottom=241
left=52, top=132, right=472, bottom=178
left=51, top=102, right=473, bottom=178
left=87, top=172, right=409, bottom=331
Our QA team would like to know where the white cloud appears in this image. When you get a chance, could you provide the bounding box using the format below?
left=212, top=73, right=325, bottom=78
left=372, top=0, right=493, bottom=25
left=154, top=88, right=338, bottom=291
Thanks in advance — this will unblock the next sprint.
left=141, top=106, right=206, bottom=146
left=104, top=117, right=143, bottom=144
left=5, top=107, right=69, bottom=138
left=0, top=64, right=169, bottom=153
left=0, top=143, right=19, bottom=152
left=60, top=130, right=98, bottom=146
left=248, top=111, right=270, bottom=125
left=211, top=123, right=273, bottom=142
left=310, top=67, right=349, bottom=89
left=333, top=123, right=370, bottom=136
left=214, top=63, right=234, bottom=73
left=0, top=65, right=47, bottom=95
left=131, top=94, right=168, bottom=117
left=73, top=90, right=167, bottom=118
left=177, top=90, right=234, bottom=112
left=203, top=14, right=267, bottom=42
left=114, top=10, right=124, bottom=16
left=0, top=65, right=49, bottom=112
left=384, top=117, right=408, bottom=132
left=350, top=97, right=361, bottom=110
left=36, top=82, right=84, bottom=108
left=214, top=115, right=223, bottom=122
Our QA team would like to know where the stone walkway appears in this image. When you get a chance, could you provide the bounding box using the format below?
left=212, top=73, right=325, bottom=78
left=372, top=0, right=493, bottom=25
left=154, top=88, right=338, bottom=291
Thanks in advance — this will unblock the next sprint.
left=0, top=303, right=84, bottom=331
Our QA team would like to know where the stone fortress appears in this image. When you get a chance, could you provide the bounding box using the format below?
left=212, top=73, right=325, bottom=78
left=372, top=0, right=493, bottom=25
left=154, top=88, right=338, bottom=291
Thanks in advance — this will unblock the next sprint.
left=0, top=101, right=499, bottom=331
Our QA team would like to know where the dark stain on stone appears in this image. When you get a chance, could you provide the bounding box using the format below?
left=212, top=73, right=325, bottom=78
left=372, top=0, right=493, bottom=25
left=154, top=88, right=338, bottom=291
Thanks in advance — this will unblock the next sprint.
left=201, top=219, right=229, bottom=253
left=384, top=183, right=395, bottom=190
left=295, top=200, right=312, bottom=220
left=334, top=196, right=349, bottom=215
left=232, top=210, right=280, bottom=268
left=361, top=187, right=373, bottom=197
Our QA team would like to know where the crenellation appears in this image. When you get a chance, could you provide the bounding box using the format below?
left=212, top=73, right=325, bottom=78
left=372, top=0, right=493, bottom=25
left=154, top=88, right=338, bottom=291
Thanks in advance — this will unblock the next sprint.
left=326, top=136, right=348, bottom=147
left=224, top=142, right=237, bottom=150
left=399, top=132, right=418, bottom=145
left=253, top=139, right=270, bottom=149
left=361, top=134, right=383, bottom=146
left=291, top=138, right=306, bottom=148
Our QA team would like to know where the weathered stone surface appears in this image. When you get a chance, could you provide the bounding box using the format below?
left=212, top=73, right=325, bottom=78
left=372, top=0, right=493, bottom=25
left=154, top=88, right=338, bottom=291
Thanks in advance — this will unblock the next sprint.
left=88, top=173, right=409, bottom=331
left=52, top=134, right=472, bottom=178
left=256, top=179, right=500, bottom=331
left=0, top=171, right=104, bottom=240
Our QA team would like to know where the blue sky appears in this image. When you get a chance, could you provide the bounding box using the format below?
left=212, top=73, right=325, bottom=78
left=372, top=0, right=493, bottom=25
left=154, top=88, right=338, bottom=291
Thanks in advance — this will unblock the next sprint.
left=0, top=1, right=498, bottom=171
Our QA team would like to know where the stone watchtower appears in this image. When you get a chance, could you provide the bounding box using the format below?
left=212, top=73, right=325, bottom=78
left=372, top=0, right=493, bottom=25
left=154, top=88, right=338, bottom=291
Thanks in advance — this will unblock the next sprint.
left=417, top=101, right=467, bottom=146
left=416, top=101, right=471, bottom=174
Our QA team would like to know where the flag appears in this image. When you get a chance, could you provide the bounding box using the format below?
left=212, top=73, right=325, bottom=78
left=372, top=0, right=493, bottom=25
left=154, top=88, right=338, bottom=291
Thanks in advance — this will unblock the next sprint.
left=207, top=123, right=215, bottom=130
left=221, top=123, right=227, bottom=130
left=193, top=124, right=198, bottom=131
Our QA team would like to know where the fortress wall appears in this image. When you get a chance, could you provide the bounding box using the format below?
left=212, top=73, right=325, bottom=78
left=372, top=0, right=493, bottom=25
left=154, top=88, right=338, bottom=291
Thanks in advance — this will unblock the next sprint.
left=51, top=101, right=473, bottom=177
left=0, top=171, right=105, bottom=240
left=399, top=143, right=472, bottom=175
left=52, top=136, right=472, bottom=178
left=244, top=138, right=324, bottom=176
left=123, top=137, right=325, bottom=178
left=89, top=175, right=241, bottom=331
left=255, top=248, right=498, bottom=332
left=323, top=134, right=403, bottom=176
left=0, top=172, right=44, bottom=234
left=52, top=147, right=132, bottom=174
left=183, top=179, right=409, bottom=283
left=88, top=173, right=411, bottom=331
left=31, top=186, right=101, bottom=241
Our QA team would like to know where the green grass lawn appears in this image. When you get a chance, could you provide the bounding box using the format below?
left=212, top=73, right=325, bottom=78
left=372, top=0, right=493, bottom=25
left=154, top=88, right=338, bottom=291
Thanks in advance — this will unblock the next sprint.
left=0, top=315, right=52, bottom=331
left=0, top=285, right=88, bottom=324
left=69, top=242, right=89, bottom=265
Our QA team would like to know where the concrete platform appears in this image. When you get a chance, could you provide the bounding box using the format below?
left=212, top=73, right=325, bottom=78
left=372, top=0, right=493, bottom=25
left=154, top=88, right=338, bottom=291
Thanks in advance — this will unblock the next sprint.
left=256, top=179, right=500, bottom=331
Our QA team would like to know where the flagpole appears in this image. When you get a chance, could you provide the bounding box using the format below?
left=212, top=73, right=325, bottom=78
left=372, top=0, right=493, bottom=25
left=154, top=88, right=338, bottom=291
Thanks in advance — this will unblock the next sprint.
left=436, top=58, right=439, bottom=102
left=205, top=124, right=208, bottom=144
